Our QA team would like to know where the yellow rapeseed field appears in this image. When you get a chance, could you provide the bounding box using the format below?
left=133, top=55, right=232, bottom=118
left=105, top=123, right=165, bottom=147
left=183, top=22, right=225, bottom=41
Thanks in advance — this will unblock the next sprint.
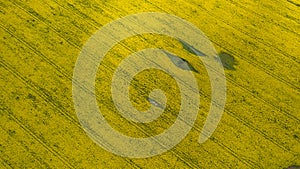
left=0, top=0, right=299, bottom=168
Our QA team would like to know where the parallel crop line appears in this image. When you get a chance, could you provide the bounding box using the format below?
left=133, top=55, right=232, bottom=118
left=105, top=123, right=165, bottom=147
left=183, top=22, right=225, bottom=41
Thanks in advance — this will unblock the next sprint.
left=88, top=0, right=300, bottom=103
left=0, top=7, right=191, bottom=166
left=0, top=57, right=202, bottom=169
left=1, top=1, right=297, bottom=156
left=0, top=87, right=74, bottom=168
left=0, top=3, right=229, bottom=168
left=143, top=0, right=300, bottom=67
left=0, top=155, right=13, bottom=169
left=287, top=0, right=300, bottom=7
left=225, top=0, right=300, bottom=37
left=144, top=0, right=300, bottom=65
left=184, top=0, right=300, bottom=63
left=99, top=62, right=255, bottom=168
left=3, top=0, right=298, bottom=165
left=50, top=0, right=299, bottom=120
left=101, top=51, right=298, bottom=155
left=142, top=0, right=300, bottom=95
left=70, top=0, right=300, bottom=121
left=0, top=58, right=189, bottom=168
left=0, top=59, right=144, bottom=168
left=0, top=23, right=288, bottom=168
left=234, top=0, right=300, bottom=24
left=0, top=123, right=51, bottom=168
left=0, top=53, right=241, bottom=168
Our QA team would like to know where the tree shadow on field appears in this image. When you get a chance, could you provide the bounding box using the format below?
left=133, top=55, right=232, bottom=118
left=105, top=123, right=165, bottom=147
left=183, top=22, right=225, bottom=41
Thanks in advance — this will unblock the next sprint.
left=177, top=39, right=237, bottom=71
left=147, top=45, right=238, bottom=108
left=218, top=51, right=238, bottom=70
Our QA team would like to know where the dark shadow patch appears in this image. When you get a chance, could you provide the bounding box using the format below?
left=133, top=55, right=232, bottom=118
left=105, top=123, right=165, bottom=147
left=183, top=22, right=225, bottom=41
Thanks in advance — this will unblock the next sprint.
left=178, top=39, right=206, bottom=57
left=27, top=93, right=36, bottom=101
left=218, top=51, right=238, bottom=70
left=163, top=50, right=199, bottom=73
left=178, top=39, right=237, bottom=71
left=284, top=165, right=300, bottom=169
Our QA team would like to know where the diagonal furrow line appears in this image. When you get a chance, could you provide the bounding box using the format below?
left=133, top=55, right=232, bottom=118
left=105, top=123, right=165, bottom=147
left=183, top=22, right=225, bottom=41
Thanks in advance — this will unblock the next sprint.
left=0, top=107, right=73, bottom=168
left=58, top=0, right=300, bottom=67
left=287, top=154, right=300, bottom=167
left=104, top=0, right=300, bottom=65
left=72, top=0, right=300, bottom=121
left=141, top=0, right=300, bottom=90
left=0, top=25, right=289, bottom=167
left=0, top=59, right=142, bottom=169
left=225, top=0, right=300, bottom=37
left=99, top=62, right=257, bottom=167
left=1, top=4, right=198, bottom=166
left=266, top=0, right=300, bottom=22
left=184, top=0, right=300, bottom=63
left=217, top=0, right=299, bottom=23
left=0, top=34, right=284, bottom=168
left=0, top=155, right=13, bottom=169
left=36, top=0, right=300, bottom=118
left=287, top=0, right=300, bottom=7
left=1, top=2, right=298, bottom=154
left=1, top=0, right=298, bottom=165
left=213, top=39, right=299, bottom=91
left=0, top=58, right=192, bottom=168
left=183, top=73, right=297, bottom=154
left=209, top=137, right=264, bottom=168
left=0, top=2, right=297, bottom=156
left=219, top=48, right=300, bottom=122
left=0, top=57, right=238, bottom=168
left=142, top=0, right=300, bottom=87
left=279, top=0, right=300, bottom=12
left=81, top=0, right=300, bottom=93
left=0, top=123, right=51, bottom=168
left=13, top=0, right=300, bottom=116
left=102, top=48, right=300, bottom=155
